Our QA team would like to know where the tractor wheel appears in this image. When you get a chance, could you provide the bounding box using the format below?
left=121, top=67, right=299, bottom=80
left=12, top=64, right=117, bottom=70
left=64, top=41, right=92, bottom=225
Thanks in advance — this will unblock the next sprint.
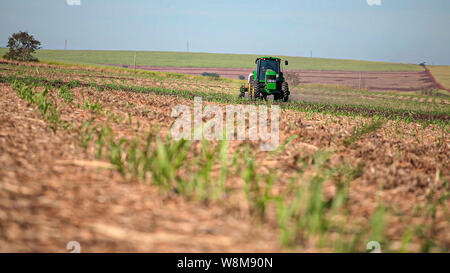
left=249, top=80, right=254, bottom=99
left=261, top=93, right=268, bottom=101
left=282, top=82, right=290, bottom=102
left=254, top=82, right=261, bottom=100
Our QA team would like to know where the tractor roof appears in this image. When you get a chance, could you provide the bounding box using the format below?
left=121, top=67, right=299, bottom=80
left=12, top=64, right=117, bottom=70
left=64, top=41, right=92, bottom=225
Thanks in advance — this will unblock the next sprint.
left=258, top=57, right=281, bottom=60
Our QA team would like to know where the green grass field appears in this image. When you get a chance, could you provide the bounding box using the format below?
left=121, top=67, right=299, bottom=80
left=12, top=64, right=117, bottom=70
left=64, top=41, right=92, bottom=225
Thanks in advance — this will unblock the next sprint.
left=0, top=48, right=423, bottom=71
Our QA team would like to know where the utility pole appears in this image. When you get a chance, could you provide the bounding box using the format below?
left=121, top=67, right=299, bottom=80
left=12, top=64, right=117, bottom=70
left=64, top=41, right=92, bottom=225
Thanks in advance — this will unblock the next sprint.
left=310, top=50, right=312, bottom=58
left=64, top=40, right=67, bottom=50
left=187, top=40, right=189, bottom=52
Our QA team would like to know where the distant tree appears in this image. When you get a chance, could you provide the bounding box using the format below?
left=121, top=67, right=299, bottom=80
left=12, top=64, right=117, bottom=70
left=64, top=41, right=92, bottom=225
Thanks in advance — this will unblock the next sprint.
left=3, top=31, right=41, bottom=62
left=238, top=75, right=245, bottom=80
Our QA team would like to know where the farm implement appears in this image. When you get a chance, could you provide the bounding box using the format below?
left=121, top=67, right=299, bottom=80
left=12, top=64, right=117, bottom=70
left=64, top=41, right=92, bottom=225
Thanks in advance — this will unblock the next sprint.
left=240, top=57, right=290, bottom=102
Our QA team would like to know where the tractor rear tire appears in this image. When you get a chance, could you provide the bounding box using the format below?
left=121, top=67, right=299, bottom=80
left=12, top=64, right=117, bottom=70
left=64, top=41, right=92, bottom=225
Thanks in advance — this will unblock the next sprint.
left=282, top=82, right=290, bottom=102
left=254, top=82, right=261, bottom=100
left=274, top=93, right=283, bottom=101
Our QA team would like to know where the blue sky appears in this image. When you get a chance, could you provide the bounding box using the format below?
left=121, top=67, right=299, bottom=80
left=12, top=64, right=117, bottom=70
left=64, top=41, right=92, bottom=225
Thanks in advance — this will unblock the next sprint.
left=1, top=0, right=449, bottom=64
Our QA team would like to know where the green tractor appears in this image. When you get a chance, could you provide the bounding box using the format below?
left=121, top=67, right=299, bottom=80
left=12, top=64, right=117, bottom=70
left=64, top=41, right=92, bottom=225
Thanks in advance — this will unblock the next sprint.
left=240, top=57, right=290, bottom=102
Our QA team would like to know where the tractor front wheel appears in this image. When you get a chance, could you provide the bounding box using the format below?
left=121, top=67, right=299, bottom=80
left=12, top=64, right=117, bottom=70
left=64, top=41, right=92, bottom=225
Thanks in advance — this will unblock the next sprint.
left=282, top=82, right=290, bottom=102
left=261, top=93, right=268, bottom=101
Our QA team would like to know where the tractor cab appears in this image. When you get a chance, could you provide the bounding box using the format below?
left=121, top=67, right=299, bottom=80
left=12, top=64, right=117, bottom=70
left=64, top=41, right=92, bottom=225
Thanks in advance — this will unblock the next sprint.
left=256, top=58, right=281, bottom=82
